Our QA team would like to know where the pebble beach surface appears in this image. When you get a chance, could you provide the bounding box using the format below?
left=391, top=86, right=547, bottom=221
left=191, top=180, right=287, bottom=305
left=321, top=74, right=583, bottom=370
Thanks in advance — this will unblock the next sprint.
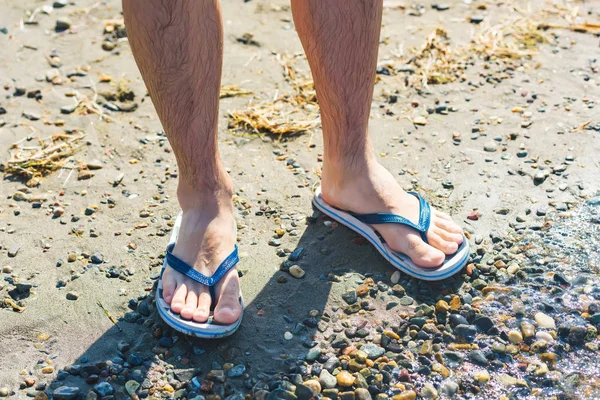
left=1, top=0, right=600, bottom=399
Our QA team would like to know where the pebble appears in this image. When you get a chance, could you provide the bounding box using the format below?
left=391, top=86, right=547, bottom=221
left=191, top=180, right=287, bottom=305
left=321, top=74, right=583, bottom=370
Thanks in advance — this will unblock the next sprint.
left=0, top=388, right=8, bottom=397
left=124, top=381, right=140, bottom=395
left=536, top=331, right=553, bottom=342
left=438, top=380, right=458, bottom=398
left=533, top=172, right=547, bottom=184
left=393, top=392, right=416, bottom=400
left=419, top=383, right=437, bottom=399
left=303, top=380, right=321, bottom=395
left=535, top=312, right=556, bottom=329
left=284, top=331, right=293, bottom=340
left=360, top=344, right=385, bottom=359
left=228, top=364, right=246, bottom=377
left=568, top=326, right=587, bottom=345
left=55, top=18, right=72, bottom=31
left=474, top=369, right=490, bottom=383
left=390, top=271, right=401, bottom=284
left=336, top=371, right=355, bottom=387
left=483, top=142, right=497, bottom=152
left=41, top=366, right=54, bottom=374
left=8, top=243, right=22, bottom=257
left=53, top=386, right=80, bottom=400
left=435, top=300, right=450, bottom=313
left=354, top=388, right=371, bottom=400
left=319, top=370, right=337, bottom=389
left=66, top=291, right=79, bottom=300
left=468, top=350, right=488, bottom=366
left=508, top=330, right=523, bottom=344
left=433, top=3, right=450, bottom=11
left=289, top=265, right=305, bottom=279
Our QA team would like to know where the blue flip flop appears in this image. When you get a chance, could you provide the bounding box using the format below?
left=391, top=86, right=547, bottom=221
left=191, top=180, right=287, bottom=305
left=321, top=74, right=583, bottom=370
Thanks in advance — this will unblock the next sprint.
left=156, top=212, right=243, bottom=338
left=312, top=186, right=470, bottom=281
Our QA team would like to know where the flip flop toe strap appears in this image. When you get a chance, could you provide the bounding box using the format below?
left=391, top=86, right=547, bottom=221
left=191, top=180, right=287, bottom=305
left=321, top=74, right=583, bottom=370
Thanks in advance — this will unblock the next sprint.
left=165, top=243, right=239, bottom=297
left=349, top=192, right=432, bottom=243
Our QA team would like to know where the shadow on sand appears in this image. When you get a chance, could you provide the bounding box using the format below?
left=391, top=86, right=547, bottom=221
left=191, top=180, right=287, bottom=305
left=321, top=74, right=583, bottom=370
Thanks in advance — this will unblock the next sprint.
left=43, top=203, right=467, bottom=400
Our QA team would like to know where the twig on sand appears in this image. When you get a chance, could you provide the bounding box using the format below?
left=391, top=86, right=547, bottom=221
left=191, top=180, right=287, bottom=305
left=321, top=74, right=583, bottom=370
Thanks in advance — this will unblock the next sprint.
left=96, top=299, right=123, bottom=332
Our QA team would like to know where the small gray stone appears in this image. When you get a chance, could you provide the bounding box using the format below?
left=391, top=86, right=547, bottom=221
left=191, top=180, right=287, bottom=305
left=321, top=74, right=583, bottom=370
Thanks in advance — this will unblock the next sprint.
left=319, top=369, right=337, bottom=389
left=93, top=382, right=114, bottom=397
left=533, top=172, right=547, bottom=184
left=342, top=291, right=358, bottom=305
left=360, top=344, right=385, bottom=359
left=483, top=142, right=497, bottom=152
left=305, top=347, right=321, bottom=362
left=433, top=4, right=450, bottom=11
left=66, top=291, right=79, bottom=300
left=440, top=379, right=459, bottom=397
left=55, top=18, right=72, bottom=31
left=468, top=350, right=488, bottom=366
left=227, top=364, right=246, bottom=377
left=53, top=386, right=80, bottom=400
left=8, top=243, right=22, bottom=257
left=399, top=296, right=414, bottom=306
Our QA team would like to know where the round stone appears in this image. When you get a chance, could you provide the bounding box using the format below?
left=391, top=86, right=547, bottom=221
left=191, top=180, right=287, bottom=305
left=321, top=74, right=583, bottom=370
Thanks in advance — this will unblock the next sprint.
left=473, top=369, right=490, bottom=383
left=336, top=371, right=355, bottom=387
left=289, top=265, right=305, bottom=279
left=536, top=331, right=554, bottom=342
left=393, top=391, right=416, bottom=400
left=284, top=331, right=293, bottom=340
left=41, top=366, right=54, bottom=374
left=303, top=380, right=321, bottom=395
left=439, top=379, right=458, bottom=397
left=535, top=312, right=555, bottom=329
left=508, top=330, right=523, bottom=344
left=319, top=369, right=337, bottom=389
left=419, top=383, right=438, bottom=399
left=484, top=142, right=497, bottom=152
left=354, top=388, right=371, bottom=400
left=520, top=321, right=536, bottom=338
left=0, top=388, right=9, bottom=398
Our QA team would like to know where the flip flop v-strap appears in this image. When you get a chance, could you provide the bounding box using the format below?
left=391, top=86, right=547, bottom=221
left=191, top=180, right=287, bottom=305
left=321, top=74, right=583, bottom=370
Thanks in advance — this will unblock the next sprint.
left=347, top=192, right=432, bottom=243
left=165, top=242, right=239, bottom=301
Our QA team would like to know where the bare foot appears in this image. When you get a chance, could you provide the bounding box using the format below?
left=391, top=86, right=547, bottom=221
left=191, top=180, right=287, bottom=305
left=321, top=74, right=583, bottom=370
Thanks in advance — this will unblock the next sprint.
left=162, top=184, right=242, bottom=325
left=321, top=160, right=464, bottom=268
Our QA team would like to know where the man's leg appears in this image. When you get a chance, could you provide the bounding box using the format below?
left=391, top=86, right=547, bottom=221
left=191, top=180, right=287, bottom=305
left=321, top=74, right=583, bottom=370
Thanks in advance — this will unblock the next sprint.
left=291, top=0, right=464, bottom=267
left=123, top=1, right=241, bottom=324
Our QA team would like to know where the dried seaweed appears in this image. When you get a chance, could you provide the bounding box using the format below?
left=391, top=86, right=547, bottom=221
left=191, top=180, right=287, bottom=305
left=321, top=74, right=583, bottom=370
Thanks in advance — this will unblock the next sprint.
left=228, top=107, right=317, bottom=136
left=3, top=133, right=87, bottom=182
left=227, top=54, right=319, bottom=137
left=408, top=28, right=466, bottom=86
left=220, top=84, right=253, bottom=99
left=471, top=18, right=548, bottom=60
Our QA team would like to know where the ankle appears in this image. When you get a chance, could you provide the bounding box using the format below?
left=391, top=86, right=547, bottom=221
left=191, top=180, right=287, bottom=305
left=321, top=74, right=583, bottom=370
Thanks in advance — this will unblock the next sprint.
left=322, top=153, right=377, bottom=184
left=177, top=170, right=234, bottom=212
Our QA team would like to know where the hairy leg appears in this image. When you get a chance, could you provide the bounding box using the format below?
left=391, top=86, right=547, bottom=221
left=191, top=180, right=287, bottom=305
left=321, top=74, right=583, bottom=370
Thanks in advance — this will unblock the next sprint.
left=123, top=0, right=241, bottom=324
left=291, top=0, right=463, bottom=267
